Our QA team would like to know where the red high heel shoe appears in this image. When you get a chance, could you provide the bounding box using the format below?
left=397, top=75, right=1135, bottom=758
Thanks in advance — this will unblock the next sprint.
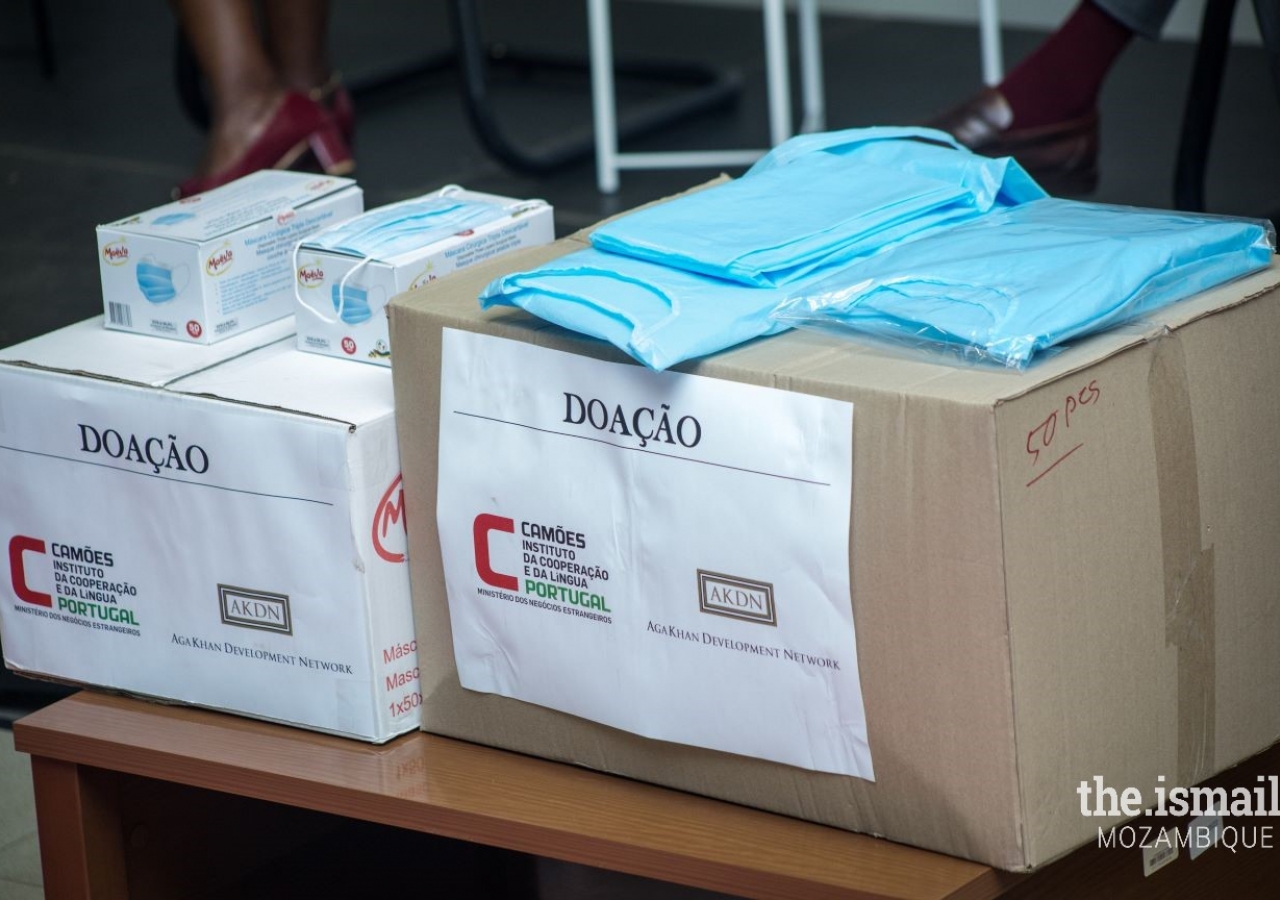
left=312, top=73, right=355, bottom=148
left=175, top=91, right=354, bottom=199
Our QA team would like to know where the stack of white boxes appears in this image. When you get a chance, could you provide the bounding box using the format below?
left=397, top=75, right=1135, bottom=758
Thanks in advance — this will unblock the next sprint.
left=0, top=171, right=553, bottom=741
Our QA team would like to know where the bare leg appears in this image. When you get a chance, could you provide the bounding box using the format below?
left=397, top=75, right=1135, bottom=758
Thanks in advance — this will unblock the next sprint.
left=262, top=0, right=352, bottom=145
left=262, top=0, right=333, bottom=94
left=171, top=0, right=284, bottom=177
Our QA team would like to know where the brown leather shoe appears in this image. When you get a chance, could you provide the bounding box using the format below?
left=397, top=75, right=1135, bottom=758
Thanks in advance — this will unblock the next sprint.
left=925, top=87, right=1099, bottom=196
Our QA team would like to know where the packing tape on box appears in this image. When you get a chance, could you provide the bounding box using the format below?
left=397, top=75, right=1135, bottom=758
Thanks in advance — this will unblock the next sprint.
left=1148, top=333, right=1216, bottom=788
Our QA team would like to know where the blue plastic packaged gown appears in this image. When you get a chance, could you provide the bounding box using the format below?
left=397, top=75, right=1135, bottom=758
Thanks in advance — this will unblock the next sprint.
left=746, top=126, right=1047, bottom=210
left=771, top=199, right=1275, bottom=369
left=591, top=151, right=967, bottom=288
left=478, top=247, right=795, bottom=371
left=590, top=127, right=1047, bottom=288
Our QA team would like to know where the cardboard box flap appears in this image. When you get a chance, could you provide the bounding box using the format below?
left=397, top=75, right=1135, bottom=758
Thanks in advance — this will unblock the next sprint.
left=170, top=340, right=394, bottom=427
left=0, top=316, right=296, bottom=387
left=101, top=171, right=357, bottom=243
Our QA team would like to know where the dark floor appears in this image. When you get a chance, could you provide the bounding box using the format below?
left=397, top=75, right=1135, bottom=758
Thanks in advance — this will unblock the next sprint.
left=3, top=0, right=1280, bottom=896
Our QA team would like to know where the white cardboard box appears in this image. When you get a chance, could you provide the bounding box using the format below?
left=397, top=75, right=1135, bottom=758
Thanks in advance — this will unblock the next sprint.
left=293, top=187, right=553, bottom=366
left=0, top=318, right=419, bottom=742
left=97, top=171, right=363, bottom=344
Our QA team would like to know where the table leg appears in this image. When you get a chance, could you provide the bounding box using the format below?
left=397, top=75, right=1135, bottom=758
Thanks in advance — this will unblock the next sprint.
left=29, top=757, right=128, bottom=900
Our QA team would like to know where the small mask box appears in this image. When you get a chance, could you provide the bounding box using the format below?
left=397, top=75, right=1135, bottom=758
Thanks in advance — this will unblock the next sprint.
left=293, top=185, right=553, bottom=366
left=97, top=171, right=363, bottom=344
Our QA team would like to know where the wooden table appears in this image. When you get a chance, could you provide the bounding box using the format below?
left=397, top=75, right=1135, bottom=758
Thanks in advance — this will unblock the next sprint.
left=13, top=692, right=1280, bottom=899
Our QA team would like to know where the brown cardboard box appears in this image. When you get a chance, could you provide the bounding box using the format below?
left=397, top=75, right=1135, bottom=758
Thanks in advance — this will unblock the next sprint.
left=388, top=217, right=1280, bottom=871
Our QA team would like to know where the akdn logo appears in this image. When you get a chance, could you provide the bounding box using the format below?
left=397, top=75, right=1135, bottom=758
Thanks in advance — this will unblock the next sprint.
left=218, top=584, right=291, bottom=634
left=8, top=536, right=52, bottom=608
left=698, top=570, right=776, bottom=626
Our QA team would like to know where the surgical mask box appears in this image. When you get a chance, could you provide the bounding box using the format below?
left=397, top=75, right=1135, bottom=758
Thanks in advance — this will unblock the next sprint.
left=96, top=170, right=364, bottom=345
left=386, top=218, right=1280, bottom=871
left=293, top=187, right=553, bottom=367
left=0, top=318, right=419, bottom=743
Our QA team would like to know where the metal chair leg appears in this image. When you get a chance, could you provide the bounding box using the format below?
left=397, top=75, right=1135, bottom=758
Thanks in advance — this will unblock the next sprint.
left=451, top=0, right=743, bottom=180
left=1174, top=0, right=1239, bottom=212
left=1251, top=0, right=1280, bottom=119
left=29, top=0, right=55, bottom=80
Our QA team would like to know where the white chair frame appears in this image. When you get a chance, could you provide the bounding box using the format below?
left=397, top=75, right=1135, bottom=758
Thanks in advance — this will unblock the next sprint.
left=588, top=0, right=1003, bottom=193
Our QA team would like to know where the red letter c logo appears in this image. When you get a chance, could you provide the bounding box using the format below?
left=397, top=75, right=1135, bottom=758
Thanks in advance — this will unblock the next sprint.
left=473, top=515, right=517, bottom=590
left=9, top=536, right=52, bottom=608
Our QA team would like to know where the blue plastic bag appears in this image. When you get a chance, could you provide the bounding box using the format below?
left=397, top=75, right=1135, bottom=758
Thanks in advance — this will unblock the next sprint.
left=590, top=127, right=1047, bottom=288
left=479, top=247, right=794, bottom=371
left=746, top=126, right=1047, bottom=210
left=772, top=199, right=1275, bottom=368
left=591, top=151, right=968, bottom=288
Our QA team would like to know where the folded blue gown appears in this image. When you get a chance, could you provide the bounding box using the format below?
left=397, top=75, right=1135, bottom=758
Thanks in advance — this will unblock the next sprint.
left=479, top=247, right=796, bottom=371
left=745, top=126, right=1047, bottom=212
left=592, top=151, right=967, bottom=288
left=589, top=127, right=1047, bottom=289
left=771, top=198, right=1275, bottom=368
left=484, top=129, right=1049, bottom=370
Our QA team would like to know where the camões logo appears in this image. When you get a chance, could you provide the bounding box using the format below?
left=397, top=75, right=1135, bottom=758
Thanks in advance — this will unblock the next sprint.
left=8, top=535, right=52, bottom=608
left=473, top=514, right=516, bottom=589
left=372, top=475, right=407, bottom=563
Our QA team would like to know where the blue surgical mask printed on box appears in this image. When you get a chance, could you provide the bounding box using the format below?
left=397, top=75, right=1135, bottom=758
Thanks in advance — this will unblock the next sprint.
left=135, top=259, right=188, bottom=304
left=149, top=212, right=197, bottom=227
left=331, top=280, right=385, bottom=325
left=308, top=194, right=510, bottom=261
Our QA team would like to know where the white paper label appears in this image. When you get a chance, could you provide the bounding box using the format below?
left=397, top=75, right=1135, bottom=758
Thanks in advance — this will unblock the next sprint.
left=436, top=329, right=871, bottom=778
left=1188, top=814, right=1223, bottom=860
left=1142, top=838, right=1179, bottom=876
